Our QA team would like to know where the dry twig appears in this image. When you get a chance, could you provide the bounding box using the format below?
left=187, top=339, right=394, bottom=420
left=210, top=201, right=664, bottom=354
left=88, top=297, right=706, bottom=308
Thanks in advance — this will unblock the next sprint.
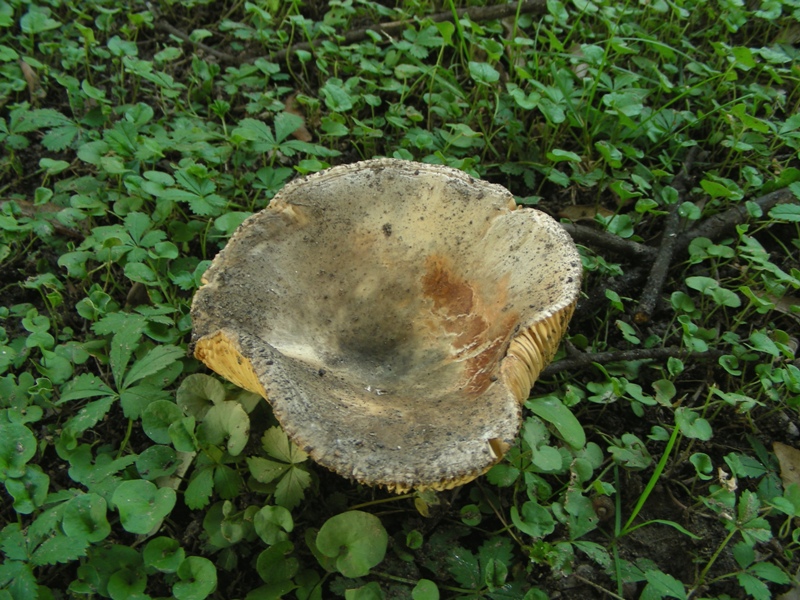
left=634, top=147, right=701, bottom=323
left=541, top=347, right=725, bottom=377
left=675, top=186, right=797, bottom=250
left=561, top=222, right=657, bottom=259
left=153, top=1, right=547, bottom=65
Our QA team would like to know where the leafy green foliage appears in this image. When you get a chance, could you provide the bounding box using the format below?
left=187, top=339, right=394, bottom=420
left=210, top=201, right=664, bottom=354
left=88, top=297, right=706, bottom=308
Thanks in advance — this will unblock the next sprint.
left=315, top=511, right=388, bottom=578
left=247, top=426, right=312, bottom=509
left=0, top=0, right=798, bottom=597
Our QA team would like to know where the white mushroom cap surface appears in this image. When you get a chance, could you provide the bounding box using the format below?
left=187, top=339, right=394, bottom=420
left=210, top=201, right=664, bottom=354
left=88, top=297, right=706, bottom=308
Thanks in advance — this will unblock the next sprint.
left=191, top=158, right=581, bottom=492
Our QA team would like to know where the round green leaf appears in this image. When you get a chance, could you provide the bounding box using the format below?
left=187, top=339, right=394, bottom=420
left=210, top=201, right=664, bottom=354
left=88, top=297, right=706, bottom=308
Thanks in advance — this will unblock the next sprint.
left=173, top=556, right=217, bottom=600
left=142, top=400, right=184, bottom=444
left=412, top=579, right=439, bottom=600
left=676, top=408, right=713, bottom=441
left=345, top=581, right=384, bottom=600
left=256, top=541, right=299, bottom=584
left=468, top=61, right=500, bottom=84
left=460, top=504, right=482, bottom=527
left=177, top=373, right=226, bottom=419
left=254, top=505, right=294, bottom=546
left=196, top=401, right=250, bottom=456
left=316, top=511, right=388, bottom=578
left=107, top=567, right=146, bottom=600
left=689, top=452, right=714, bottom=480
left=112, top=480, right=177, bottom=534
left=143, top=537, right=185, bottom=573
left=0, top=423, right=37, bottom=479
left=532, top=445, right=563, bottom=472
left=63, top=493, right=110, bottom=543
left=169, top=416, right=198, bottom=452
left=406, top=529, right=424, bottom=550
left=5, top=464, right=49, bottom=514
left=136, top=445, right=178, bottom=480
left=511, top=500, right=555, bottom=538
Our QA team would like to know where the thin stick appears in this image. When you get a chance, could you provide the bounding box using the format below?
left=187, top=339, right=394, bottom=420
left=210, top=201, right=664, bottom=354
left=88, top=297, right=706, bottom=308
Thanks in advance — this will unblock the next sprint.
left=153, top=1, right=548, bottom=65
left=267, top=1, right=547, bottom=63
left=674, top=186, right=796, bottom=250
left=634, top=148, right=700, bottom=323
left=561, top=222, right=657, bottom=259
left=154, top=21, right=238, bottom=63
left=540, top=347, right=725, bottom=377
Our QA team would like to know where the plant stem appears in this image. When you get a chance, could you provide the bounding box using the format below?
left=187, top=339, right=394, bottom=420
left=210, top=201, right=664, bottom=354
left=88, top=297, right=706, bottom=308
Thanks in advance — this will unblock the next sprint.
left=688, top=528, right=737, bottom=597
left=620, top=421, right=681, bottom=535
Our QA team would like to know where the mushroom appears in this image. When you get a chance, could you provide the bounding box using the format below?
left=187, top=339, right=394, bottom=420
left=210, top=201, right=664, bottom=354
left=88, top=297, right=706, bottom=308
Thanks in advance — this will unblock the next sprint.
left=190, top=159, right=581, bottom=492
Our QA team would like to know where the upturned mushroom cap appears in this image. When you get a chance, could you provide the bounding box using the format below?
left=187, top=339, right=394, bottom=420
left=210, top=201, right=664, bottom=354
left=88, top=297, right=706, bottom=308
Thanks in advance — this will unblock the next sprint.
left=191, top=159, right=581, bottom=492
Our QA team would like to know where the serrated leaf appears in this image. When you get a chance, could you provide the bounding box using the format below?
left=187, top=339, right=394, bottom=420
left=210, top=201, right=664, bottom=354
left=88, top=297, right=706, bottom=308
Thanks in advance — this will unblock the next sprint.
left=61, top=396, right=115, bottom=439
left=643, top=570, right=687, bottom=599
left=274, top=112, right=304, bottom=143
left=261, top=426, right=308, bottom=464
left=247, top=456, right=289, bottom=484
left=120, top=383, right=171, bottom=420
left=110, top=317, right=145, bottom=388
left=769, top=203, right=800, bottom=222
left=0, top=524, right=30, bottom=562
left=12, top=108, right=70, bottom=133
left=57, top=373, right=116, bottom=404
left=572, top=541, right=612, bottom=569
left=213, top=464, right=243, bottom=499
left=274, top=466, right=311, bottom=510
left=736, top=572, right=770, bottom=600
left=748, top=561, right=790, bottom=584
left=447, top=546, right=480, bottom=589
left=185, top=466, right=214, bottom=510
left=478, top=537, right=514, bottom=586
left=31, top=533, right=89, bottom=566
left=232, top=118, right=275, bottom=145
left=123, top=345, right=184, bottom=388
left=41, top=123, right=79, bottom=151
left=68, top=446, right=137, bottom=489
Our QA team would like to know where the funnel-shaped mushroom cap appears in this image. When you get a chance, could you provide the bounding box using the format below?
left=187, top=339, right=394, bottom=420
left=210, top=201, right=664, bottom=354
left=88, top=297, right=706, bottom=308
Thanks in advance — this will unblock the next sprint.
left=191, top=159, right=581, bottom=492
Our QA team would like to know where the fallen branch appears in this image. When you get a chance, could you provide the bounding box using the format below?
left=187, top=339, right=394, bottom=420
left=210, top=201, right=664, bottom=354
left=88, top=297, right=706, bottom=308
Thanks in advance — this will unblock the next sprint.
left=155, top=20, right=238, bottom=63
left=153, top=1, right=548, bottom=65
left=675, top=186, right=797, bottom=251
left=267, top=0, right=548, bottom=63
left=561, top=222, right=657, bottom=259
left=540, top=347, right=725, bottom=377
left=634, top=147, right=701, bottom=324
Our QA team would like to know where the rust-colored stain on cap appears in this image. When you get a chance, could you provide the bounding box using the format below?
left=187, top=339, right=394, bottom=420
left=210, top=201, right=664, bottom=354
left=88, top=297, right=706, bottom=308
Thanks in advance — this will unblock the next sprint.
left=190, top=158, right=581, bottom=492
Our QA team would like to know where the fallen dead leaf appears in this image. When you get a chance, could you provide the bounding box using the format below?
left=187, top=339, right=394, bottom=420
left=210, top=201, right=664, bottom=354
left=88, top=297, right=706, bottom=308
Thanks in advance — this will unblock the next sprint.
left=773, top=441, right=800, bottom=490
left=284, top=93, right=312, bottom=142
left=569, top=44, right=589, bottom=80
left=20, top=60, right=45, bottom=101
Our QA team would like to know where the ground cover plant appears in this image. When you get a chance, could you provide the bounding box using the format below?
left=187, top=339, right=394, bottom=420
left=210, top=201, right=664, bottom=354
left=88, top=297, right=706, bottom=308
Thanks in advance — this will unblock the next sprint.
left=1, top=0, right=799, bottom=598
